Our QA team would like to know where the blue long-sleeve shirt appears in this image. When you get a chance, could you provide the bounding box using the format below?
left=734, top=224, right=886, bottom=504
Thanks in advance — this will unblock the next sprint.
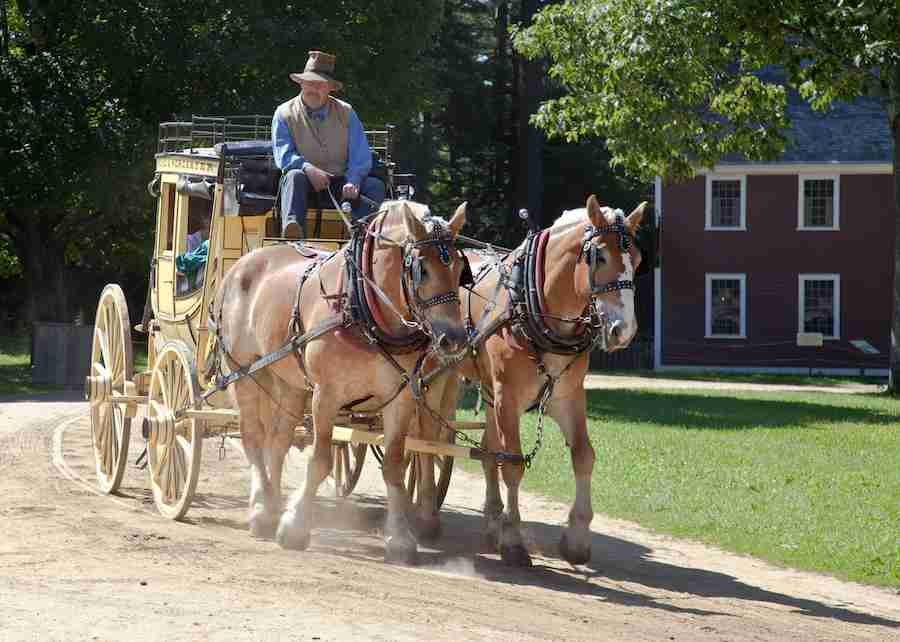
left=272, top=101, right=371, bottom=186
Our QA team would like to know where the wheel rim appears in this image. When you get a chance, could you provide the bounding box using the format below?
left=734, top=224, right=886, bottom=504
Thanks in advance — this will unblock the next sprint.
left=331, top=442, right=367, bottom=497
left=147, top=342, right=203, bottom=520
left=89, top=285, right=133, bottom=494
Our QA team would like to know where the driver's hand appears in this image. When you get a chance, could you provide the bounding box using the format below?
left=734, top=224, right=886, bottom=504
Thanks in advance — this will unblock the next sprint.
left=303, top=163, right=331, bottom=192
left=342, top=183, right=360, bottom=201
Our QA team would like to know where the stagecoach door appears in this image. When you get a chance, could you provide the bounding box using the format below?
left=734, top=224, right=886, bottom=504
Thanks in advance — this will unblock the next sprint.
left=154, top=178, right=178, bottom=318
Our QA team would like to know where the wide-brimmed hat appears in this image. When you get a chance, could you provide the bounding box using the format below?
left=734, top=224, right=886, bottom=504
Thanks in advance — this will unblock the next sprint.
left=289, top=51, right=343, bottom=91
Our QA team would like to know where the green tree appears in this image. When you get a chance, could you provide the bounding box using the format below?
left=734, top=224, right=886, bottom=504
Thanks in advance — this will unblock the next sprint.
left=516, top=0, right=900, bottom=391
left=0, top=0, right=443, bottom=323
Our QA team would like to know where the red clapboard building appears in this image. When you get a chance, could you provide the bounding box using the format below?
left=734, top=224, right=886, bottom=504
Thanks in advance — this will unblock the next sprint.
left=654, top=93, right=895, bottom=375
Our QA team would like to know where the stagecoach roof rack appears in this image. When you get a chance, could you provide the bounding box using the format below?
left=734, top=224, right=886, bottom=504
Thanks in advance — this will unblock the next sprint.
left=157, top=114, right=396, bottom=164
left=157, top=115, right=272, bottom=155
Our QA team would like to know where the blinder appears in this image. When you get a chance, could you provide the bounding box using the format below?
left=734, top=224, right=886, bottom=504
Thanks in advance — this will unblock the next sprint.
left=459, top=251, right=474, bottom=288
left=405, top=252, right=424, bottom=290
left=401, top=224, right=462, bottom=314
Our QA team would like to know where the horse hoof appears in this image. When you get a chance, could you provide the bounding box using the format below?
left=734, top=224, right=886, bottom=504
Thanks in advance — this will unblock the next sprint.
left=482, top=531, right=500, bottom=553
left=249, top=518, right=277, bottom=540
left=559, top=532, right=591, bottom=565
left=276, top=524, right=311, bottom=551
left=500, top=543, right=532, bottom=567
left=415, top=519, right=442, bottom=543
left=384, top=538, right=418, bottom=566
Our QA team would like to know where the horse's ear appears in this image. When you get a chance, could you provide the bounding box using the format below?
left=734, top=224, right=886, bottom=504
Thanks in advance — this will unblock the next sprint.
left=401, top=201, right=428, bottom=240
left=448, top=201, right=467, bottom=236
left=586, top=194, right=604, bottom=228
left=626, top=201, right=649, bottom=231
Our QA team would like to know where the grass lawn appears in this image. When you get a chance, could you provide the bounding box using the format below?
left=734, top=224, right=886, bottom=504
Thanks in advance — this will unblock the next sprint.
left=0, top=334, right=150, bottom=396
left=459, top=387, right=900, bottom=590
left=0, top=335, right=63, bottom=396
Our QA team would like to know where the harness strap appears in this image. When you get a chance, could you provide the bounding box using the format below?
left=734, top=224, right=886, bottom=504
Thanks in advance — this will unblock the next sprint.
left=205, top=316, right=346, bottom=405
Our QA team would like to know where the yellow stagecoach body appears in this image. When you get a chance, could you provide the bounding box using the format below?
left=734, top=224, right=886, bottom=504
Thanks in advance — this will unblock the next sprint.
left=142, top=116, right=400, bottom=402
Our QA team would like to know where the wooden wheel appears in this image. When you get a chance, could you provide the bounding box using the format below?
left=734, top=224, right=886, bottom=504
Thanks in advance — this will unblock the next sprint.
left=89, top=284, right=134, bottom=494
left=401, top=428, right=455, bottom=511
left=146, top=341, right=203, bottom=520
left=330, top=442, right=368, bottom=497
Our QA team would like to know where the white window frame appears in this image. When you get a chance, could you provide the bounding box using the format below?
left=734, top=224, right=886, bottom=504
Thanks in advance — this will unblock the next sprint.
left=798, top=274, right=841, bottom=340
left=705, top=174, right=747, bottom=231
left=705, top=273, right=747, bottom=339
left=797, top=175, right=840, bottom=231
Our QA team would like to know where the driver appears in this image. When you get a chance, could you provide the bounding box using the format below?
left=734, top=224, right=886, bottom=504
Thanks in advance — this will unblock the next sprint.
left=272, top=50, right=386, bottom=238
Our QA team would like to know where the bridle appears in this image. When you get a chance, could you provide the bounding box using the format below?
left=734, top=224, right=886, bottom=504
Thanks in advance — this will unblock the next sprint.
left=576, top=209, right=637, bottom=296
left=399, top=222, right=466, bottom=332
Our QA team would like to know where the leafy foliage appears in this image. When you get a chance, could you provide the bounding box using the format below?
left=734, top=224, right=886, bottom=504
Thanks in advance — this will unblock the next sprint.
left=515, top=0, right=899, bottom=182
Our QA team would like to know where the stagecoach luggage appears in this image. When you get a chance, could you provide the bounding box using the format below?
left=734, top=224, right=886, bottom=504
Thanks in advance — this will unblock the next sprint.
left=217, top=140, right=280, bottom=216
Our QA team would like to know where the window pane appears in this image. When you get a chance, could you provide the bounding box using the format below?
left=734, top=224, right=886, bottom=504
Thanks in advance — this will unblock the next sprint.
left=711, top=180, right=741, bottom=227
left=803, top=179, right=834, bottom=227
left=159, top=184, right=176, bottom=251
left=711, top=279, right=741, bottom=335
left=804, top=279, right=835, bottom=335
left=176, top=196, right=212, bottom=297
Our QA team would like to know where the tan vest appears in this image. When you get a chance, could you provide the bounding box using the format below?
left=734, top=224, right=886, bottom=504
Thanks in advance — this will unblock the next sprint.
left=276, top=95, right=351, bottom=176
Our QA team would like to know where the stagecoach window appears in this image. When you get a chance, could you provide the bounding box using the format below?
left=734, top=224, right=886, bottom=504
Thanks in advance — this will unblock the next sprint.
left=705, top=175, right=746, bottom=230
left=161, top=183, right=176, bottom=251
left=799, top=274, right=840, bottom=339
left=705, top=273, right=746, bottom=339
left=176, top=196, right=212, bottom=297
left=798, top=177, right=839, bottom=230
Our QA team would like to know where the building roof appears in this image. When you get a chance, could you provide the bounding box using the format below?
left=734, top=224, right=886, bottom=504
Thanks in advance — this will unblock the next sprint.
left=721, top=69, right=893, bottom=165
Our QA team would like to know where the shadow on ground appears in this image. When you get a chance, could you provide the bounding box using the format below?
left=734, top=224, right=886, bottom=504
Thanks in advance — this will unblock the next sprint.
left=201, top=491, right=900, bottom=629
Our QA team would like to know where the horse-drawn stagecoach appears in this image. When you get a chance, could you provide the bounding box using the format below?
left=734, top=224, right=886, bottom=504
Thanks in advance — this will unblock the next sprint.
left=85, top=116, right=474, bottom=521
left=85, top=113, right=646, bottom=565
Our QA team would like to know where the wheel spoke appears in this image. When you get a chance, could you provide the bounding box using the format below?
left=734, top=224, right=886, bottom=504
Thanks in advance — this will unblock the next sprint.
left=108, top=309, right=122, bottom=384
left=342, top=446, right=352, bottom=486
left=104, top=303, right=115, bottom=369
left=406, top=456, right=417, bottom=501
left=97, top=327, right=110, bottom=369
left=174, top=365, right=187, bottom=411
left=96, top=405, right=113, bottom=476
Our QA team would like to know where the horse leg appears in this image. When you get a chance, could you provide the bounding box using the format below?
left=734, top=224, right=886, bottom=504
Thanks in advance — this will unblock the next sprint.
left=381, top=394, right=419, bottom=565
left=495, top=399, right=531, bottom=567
left=267, top=382, right=305, bottom=520
left=276, top=384, right=336, bottom=550
left=548, top=392, right=594, bottom=565
left=480, top=403, right=505, bottom=552
left=412, top=377, right=454, bottom=541
left=232, top=378, right=279, bottom=538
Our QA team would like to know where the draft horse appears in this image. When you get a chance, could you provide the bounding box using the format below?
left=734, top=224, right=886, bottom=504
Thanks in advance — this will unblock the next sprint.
left=214, top=199, right=469, bottom=563
left=441, top=194, right=646, bottom=566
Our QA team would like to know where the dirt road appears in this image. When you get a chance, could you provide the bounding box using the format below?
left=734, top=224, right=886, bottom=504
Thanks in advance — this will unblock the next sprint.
left=1, top=392, right=898, bottom=641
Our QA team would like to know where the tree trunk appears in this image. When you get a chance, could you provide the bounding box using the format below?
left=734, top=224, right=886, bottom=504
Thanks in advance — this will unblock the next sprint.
left=20, top=214, right=70, bottom=323
left=510, top=29, right=520, bottom=226
left=493, top=0, right=508, bottom=191
left=889, top=92, right=900, bottom=394
left=1, top=0, right=9, bottom=57
left=517, top=0, right=544, bottom=226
